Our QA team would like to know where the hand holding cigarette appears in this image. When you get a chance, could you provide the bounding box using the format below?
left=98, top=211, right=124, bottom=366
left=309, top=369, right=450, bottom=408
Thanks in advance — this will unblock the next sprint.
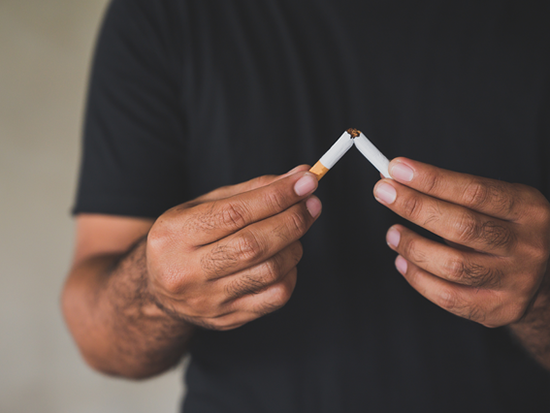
left=146, top=166, right=321, bottom=330
left=374, top=157, right=550, bottom=333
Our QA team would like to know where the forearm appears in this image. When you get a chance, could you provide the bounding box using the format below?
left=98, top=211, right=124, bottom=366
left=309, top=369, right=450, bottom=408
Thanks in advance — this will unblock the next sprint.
left=62, top=238, right=195, bottom=379
left=509, top=275, right=550, bottom=371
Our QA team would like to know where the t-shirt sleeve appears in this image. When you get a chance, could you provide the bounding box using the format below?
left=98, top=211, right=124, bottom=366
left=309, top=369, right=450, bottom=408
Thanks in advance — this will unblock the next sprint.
left=73, top=0, right=187, bottom=218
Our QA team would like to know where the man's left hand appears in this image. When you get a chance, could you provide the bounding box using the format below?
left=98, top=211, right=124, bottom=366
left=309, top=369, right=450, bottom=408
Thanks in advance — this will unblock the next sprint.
left=373, top=157, right=550, bottom=328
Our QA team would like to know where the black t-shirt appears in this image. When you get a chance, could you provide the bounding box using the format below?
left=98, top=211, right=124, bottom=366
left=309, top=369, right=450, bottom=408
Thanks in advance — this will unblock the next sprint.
left=75, top=1, right=550, bottom=411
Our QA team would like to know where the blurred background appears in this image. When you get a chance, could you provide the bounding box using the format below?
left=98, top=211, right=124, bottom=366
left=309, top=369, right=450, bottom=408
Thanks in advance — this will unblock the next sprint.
left=0, top=1, right=186, bottom=412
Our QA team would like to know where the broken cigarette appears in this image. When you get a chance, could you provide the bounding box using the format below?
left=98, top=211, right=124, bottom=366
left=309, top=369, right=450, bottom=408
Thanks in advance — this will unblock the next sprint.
left=309, top=129, right=357, bottom=180
left=309, top=128, right=390, bottom=180
left=353, top=131, right=390, bottom=178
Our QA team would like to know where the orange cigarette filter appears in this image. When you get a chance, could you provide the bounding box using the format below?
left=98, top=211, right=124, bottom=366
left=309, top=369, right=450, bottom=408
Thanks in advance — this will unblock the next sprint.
left=309, top=128, right=359, bottom=180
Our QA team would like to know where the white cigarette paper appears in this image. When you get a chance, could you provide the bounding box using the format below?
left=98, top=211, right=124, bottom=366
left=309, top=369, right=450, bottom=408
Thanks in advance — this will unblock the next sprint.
left=309, top=131, right=354, bottom=179
left=319, top=131, right=355, bottom=168
left=353, top=132, right=390, bottom=178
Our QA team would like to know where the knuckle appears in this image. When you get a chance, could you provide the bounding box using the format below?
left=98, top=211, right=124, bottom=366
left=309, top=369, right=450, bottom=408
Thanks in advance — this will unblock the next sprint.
left=273, top=211, right=309, bottom=245
left=147, top=222, right=172, bottom=253
left=263, top=285, right=292, bottom=314
left=281, top=285, right=294, bottom=305
left=151, top=260, right=190, bottom=295
left=463, top=180, right=517, bottom=217
left=273, top=283, right=293, bottom=306
left=223, top=279, right=241, bottom=300
left=465, top=305, right=486, bottom=324
left=254, top=271, right=297, bottom=316
left=497, top=190, right=517, bottom=217
left=438, top=289, right=462, bottom=312
left=461, top=262, right=502, bottom=289
left=480, top=221, right=515, bottom=251
left=401, top=195, right=424, bottom=221
left=422, top=170, right=442, bottom=193
left=422, top=203, right=442, bottom=226
left=219, top=201, right=249, bottom=229
left=438, top=290, right=486, bottom=323
left=454, top=212, right=481, bottom=244
left=254, top=301, right=283, bottom=317
left=468, top=264, right=495, bottom=288
left=403, top=238, right=428, bottom=264
left=288, top=209, right=309, bottom=235
left=463, top=180, right=490, bottom=209
left=183, top=210, right=215, bottom=236
left=262, top=259, right=282, bottom=284
left=201, top=244, right=235, bottom=276
left=446, top=258, right=466, bottom=281
left=235, top=231, right=265, bottom=262
left=264, top=187, right=288, bottom=212
left=225, top=275, right=265, bottom=299
left=160, top=270, right=186, bottom=295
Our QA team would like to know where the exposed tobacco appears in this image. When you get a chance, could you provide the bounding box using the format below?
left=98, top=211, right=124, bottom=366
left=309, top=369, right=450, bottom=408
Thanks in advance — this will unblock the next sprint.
left=346, top=128, right=361, bottom=138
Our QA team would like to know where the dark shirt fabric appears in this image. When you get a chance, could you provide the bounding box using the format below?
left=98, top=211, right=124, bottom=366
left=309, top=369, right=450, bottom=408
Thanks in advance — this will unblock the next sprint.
left=74, top=0, right=550, bottom=411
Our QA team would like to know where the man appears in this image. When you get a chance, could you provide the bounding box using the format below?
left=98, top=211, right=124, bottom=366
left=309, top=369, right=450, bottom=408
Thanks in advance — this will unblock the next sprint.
left=63, top=0, right=550, bottom=411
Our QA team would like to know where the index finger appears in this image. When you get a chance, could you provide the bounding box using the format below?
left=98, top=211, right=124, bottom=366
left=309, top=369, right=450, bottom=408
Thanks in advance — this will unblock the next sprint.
left=182, top=169, right=319, bottom=246
left=195, top=165, right=311, bottom=204
left=388, top=157, right=522, bottom=221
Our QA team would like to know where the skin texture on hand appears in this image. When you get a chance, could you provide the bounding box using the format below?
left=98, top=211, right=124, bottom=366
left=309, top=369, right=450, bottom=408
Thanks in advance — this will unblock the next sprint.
left=62, top=165, right=321, bottom=378
left=146, top=165, right=322, bottom=331
left=373, top=157, right=550, bottom=369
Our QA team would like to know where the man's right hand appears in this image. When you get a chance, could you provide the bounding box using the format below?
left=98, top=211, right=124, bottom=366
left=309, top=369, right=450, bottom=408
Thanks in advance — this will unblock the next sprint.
left=146, top=165, right=322, bottom=331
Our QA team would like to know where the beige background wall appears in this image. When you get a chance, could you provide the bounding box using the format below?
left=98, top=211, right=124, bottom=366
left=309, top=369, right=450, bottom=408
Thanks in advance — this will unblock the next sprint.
left=0, top=1, right=185, bottom=412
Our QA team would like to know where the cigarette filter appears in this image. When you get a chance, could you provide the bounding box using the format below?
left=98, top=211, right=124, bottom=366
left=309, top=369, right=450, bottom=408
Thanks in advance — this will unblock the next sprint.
left=353, top=132, right=390, bottom=178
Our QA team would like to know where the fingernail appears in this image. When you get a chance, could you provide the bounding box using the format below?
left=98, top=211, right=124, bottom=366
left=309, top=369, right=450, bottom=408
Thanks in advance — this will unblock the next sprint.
left=294, top=174, right=317, bottom=196
left=390, top=162, right=414, bottom=182
left=396, top=256, right=408, bottom=274
left=374, top=182, right=397, bottom=204
left=387, top=227, right=401, bottom=248
left=306, top=197, right=322, bottom=218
